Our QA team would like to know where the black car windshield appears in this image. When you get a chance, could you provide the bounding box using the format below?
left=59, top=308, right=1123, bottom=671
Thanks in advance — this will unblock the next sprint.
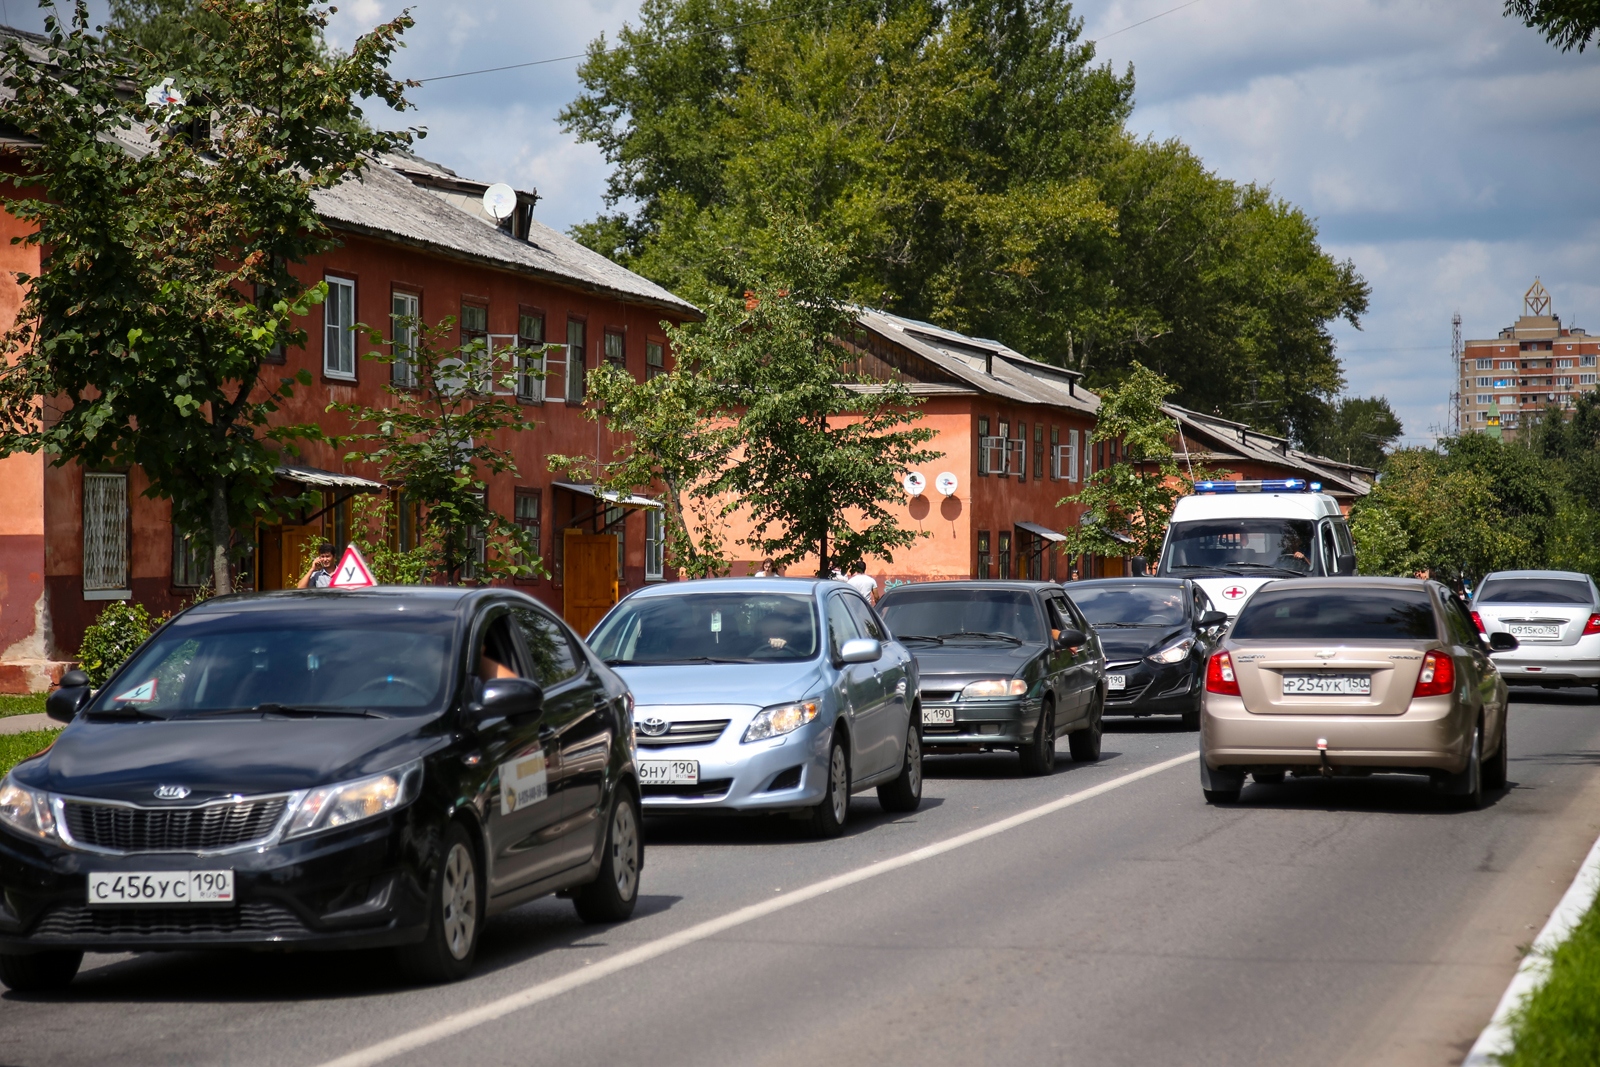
left=1071, top=585, right=1188, bottom=626
left=1161, top=519, right=1318, bottom=575
left=91, top=609, right=458, bottom=717
left=878, top=588, right=1046, bottom=643
left=1477, top=578, right=1594, bottom=605
left=1232, top=588, right=1438, bottom=641
left=589, top=592, right=819, bottom=664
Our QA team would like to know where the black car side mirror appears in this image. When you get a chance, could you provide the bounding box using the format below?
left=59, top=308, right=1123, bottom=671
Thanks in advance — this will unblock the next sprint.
left=467, top=676, right=544, bottom=730
left=1488, top=632, right=1519, bottom=653
left=47, top=669, right=93, bottom=724
left=1336, top=552, right=1357, bottom=576
left=1198, top=610, right=1228, bottom=628
left=1055, top=627, right=1086, bottom=650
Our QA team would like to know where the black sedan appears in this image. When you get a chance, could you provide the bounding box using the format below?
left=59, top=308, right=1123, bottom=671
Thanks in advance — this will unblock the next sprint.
left=876, top=581, right=1106, bottom=775
left=1065, top=578, right=1227, bottom=730
left=0, top=587, right=642, bottom=990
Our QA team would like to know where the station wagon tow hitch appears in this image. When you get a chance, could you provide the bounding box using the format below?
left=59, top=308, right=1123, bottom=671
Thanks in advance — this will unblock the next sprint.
left=1316, top=738, right=1332, bottom=778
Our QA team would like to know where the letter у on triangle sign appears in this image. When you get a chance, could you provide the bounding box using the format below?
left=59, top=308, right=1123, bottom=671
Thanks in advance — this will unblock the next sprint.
left=330, top=544, right=378, bottom=588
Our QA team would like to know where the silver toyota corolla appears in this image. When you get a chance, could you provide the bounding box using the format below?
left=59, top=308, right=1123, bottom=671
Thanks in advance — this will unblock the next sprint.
left=586, top=578, right=923, bottom=837
left=1472, top=569, right=1600, bottom=694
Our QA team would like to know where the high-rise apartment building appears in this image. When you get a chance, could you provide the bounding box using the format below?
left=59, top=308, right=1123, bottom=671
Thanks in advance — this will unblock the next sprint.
left=1459, top=279, right=1595, bottom=438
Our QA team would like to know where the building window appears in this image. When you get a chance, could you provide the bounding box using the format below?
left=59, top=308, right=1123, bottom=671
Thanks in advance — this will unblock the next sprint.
left=977, top=417, right=991, bottom=476
left=1008, top=421, right=1025, bottom=478
left=646, top=340, right=666, bottom=379
left=83, top=472, right=129, bottom=596
left=604, top=328, right=626, bottom=368
left=1582, top=375, right=1597, bottom=385
left=1049, top=427, right=1060, bottom=480
left=324, top=276, right=356, bottom=378
left=1069, top=429, right=1081, bottom=481
left=566, top=319, right=587, bottom=404
left=1475, top=377, right=1491, bottom=387
left=604, top=505, right=625, bottom=579
left=1583, top=355, right=1597, bottom=367
left=645, top=509, right=665, bottom=581
left=461, top=492, right=488, bottom=582
left=517, top=312, right=544, bottom=402
left=998, top=531, right=1012, bottom=579
left=391, top=292, right=418, bottom=387
left=977, top=530, right=991, bottom=578
left=1476, top=411, right=1487, bottom=422
left=514, top=488, right=541, bottom=567
left=1475, top=358, right=1492, bottom=369
left=172, top=526, right=205, bottom=588
left=1033, top=423, right=1045, bottom=479
left=1558, top=358, right=1575, bottom=368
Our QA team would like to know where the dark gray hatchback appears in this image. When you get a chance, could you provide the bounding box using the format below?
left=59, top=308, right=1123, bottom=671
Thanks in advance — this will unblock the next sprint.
left=876, top=581, right=1107, bottom=774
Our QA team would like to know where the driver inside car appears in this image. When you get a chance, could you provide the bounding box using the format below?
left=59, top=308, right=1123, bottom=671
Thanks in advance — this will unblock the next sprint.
left=478, top=617, right=520, bottom=681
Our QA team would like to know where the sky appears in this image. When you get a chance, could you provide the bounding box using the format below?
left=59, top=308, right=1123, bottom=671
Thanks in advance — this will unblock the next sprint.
left=12, top=0, right=1600, bottom=447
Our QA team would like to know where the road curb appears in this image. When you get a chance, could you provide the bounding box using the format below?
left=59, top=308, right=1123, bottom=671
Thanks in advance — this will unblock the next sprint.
left=1461, top=823, right=1600, bottom=1065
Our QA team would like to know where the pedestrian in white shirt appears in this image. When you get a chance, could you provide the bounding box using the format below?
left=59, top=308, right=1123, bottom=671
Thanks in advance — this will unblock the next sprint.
left=846, top=572, right=877, bottom=604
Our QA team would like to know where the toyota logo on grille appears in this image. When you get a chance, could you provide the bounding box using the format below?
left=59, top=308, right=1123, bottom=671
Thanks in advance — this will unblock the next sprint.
left=153, top=784, right=191, bottom=800
left=639, top=717, right=670, bottom=737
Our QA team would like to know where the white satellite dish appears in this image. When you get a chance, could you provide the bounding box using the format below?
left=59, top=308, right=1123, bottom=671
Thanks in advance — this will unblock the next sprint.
left=903, top=472, right=926, bottom=497
left=935, top=472, right=959, bottom=497
left=482, top=183, right=517, bottom=221
left=144, top=77, right=183, bottom=111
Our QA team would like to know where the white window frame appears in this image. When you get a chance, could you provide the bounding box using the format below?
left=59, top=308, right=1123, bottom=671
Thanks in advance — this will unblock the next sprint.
left=391, top=291, right=418, bottom=388
left=980, top=436, right=1007, bottom=475
left=83, top=472, right=130, bottom=598
left=1475, top=358, right=1492, bottom=369
left=1475, top=377, right=1491, bottom=387
left=518, top=313, right=545, bottom=403
left=644, top=509, right=665, bottom=581
left=1582, top=374, right=1597, bottom=385
left=1584, top=355, right=1597, bottom=368
left=514, top=489, right=541, bottom=567
left=565, top=320, right=587, bottom=404
left=1007, top=437, right=1025, bottom=478
left=324, top=276, right=356, bottom=379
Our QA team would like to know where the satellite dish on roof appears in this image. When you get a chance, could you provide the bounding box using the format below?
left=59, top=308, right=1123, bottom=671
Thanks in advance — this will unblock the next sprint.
left=482, top=183, right=517, bottom=221
left=144, top=77, right=183, bottom=111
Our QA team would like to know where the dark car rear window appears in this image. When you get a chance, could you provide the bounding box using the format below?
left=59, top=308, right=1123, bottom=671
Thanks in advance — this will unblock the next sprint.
left=1231, top=588, right=1438, bottom=641
left=1477, top=578, right=1594, bottom=605
left=878, top=588, right=1046, bottom=642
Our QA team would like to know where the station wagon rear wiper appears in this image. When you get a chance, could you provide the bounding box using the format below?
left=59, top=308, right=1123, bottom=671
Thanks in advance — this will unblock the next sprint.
left=937, top=631, right=1023, bottom=644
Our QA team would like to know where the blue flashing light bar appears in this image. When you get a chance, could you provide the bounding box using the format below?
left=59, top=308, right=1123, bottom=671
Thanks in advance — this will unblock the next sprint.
left=1195, top=479, right=1321, bottom=494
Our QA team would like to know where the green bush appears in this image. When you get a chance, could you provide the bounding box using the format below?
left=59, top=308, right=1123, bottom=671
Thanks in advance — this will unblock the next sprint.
left=77, top=601, right=160, bottom=687
left=0, top=728, right=62, bottom=776
left=1501, top=894, right=1600, bottom=1065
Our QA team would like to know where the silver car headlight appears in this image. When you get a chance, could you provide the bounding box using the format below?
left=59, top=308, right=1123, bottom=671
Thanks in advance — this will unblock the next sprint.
left=1148, top=637, right=1196, bottom=664
left=961, top=679, right=1028, bottom=698
left=0, top=777, right=58, bottom=841
left=742, top=700, right=820, bottom=743
left=284, top=760, right=422, bottom=840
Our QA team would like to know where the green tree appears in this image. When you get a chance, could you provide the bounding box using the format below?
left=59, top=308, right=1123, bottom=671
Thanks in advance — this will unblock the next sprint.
left=1504, top=0, right=1600, bottom=52
left=1056, top=363, right=1217, bottom=560
left=333, top=317, right=542, bottom=584
left=561, top=0, right=1367, bottom=442
left=1297, top=395, right=1404, bottom=468
left=0, top=0, right=417, bottom=593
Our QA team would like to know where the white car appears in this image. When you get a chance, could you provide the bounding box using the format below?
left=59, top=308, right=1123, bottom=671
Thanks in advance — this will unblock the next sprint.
left=1472, top=570, right=1600, bottom=694
left=1154, top=479, right=1357, bottom=616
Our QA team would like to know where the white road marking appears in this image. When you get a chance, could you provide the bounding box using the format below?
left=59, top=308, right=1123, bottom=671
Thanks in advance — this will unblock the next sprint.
left=313, top=751, right=1197, bottom=1067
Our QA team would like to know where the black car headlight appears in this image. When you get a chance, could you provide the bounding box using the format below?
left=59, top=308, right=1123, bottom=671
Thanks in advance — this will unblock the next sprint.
left=0, top=777, right=57, bottom=841
left=283, top=760, right=423, bottom=840
left=1147, top=637, right=1195, bottom=665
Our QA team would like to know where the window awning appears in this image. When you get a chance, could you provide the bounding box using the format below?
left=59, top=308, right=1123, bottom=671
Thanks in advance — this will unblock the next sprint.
left=1015, top=520, right=1066, bottom=543
left=553, top=482, right=662, bottom=510
left=274, top=464, right=385, bottom=492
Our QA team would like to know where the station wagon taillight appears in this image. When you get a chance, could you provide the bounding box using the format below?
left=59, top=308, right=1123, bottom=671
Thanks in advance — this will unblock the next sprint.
left=1206, top=651, right=1240, bottom=695
left=1412, top=651, right=1455, bottom=697
left=1584, top=614, right=1600, bottom=636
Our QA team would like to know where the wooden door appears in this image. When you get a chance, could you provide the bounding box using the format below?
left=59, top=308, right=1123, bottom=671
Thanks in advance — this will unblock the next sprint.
left=563, top=530, right=618, bottom=637
left=280, top=525, right=321, bottom=589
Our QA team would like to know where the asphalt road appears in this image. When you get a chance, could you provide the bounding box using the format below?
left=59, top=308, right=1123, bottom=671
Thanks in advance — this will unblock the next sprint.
left=7, top=688, right=1600, bottom=1067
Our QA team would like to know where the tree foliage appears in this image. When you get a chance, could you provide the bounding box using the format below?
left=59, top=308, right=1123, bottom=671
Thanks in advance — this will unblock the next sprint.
left=1504, top=0, right=1600, bottom=52
left=1056, top=363, right=1218, bottom=560
left=0, top=0, right=417, bottom=593
left=561, top=0, right=1368, bottom=442
left=333, top=318, right=542, bottom=585
left=1297, top=395, right=1404, bottom=468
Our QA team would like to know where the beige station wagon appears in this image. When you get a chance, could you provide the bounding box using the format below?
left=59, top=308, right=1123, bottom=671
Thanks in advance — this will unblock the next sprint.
left=1200, top=578, right=1516, bottom=809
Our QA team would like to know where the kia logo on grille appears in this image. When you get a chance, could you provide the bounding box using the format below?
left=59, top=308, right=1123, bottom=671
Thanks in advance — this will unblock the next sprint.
left=153, top=784, right=191, bottom=800
left=638, top=717, right=670, bottom=737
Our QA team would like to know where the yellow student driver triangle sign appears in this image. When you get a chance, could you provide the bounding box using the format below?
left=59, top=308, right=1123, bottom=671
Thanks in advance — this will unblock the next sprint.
left=330, top=543, right=378, bottom=588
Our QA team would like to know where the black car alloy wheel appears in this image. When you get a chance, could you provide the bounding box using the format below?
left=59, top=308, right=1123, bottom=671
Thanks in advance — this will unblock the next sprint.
left=397, top=821, right=482, bottom=983
left=574, top=787, right=643, bottom=923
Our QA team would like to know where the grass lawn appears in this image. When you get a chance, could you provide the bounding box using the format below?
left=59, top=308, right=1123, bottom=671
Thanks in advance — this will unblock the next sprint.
left=0, top=727, right=63, bottom=777
left=1501, top=891, right=1600, bottom=1065
left=0, top=692, right=47, bottom=719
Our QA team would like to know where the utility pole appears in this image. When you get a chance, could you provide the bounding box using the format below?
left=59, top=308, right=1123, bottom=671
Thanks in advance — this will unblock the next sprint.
left=1450, top=311, right=1463, bottom=434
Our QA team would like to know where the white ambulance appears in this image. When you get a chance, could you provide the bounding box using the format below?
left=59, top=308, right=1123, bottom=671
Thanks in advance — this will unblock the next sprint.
left=1153, top=479, right=1356, bottom=616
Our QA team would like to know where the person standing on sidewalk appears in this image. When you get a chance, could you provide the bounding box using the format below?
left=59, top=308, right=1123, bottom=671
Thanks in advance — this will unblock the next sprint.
left=297, top=543, right=336, bottom=589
